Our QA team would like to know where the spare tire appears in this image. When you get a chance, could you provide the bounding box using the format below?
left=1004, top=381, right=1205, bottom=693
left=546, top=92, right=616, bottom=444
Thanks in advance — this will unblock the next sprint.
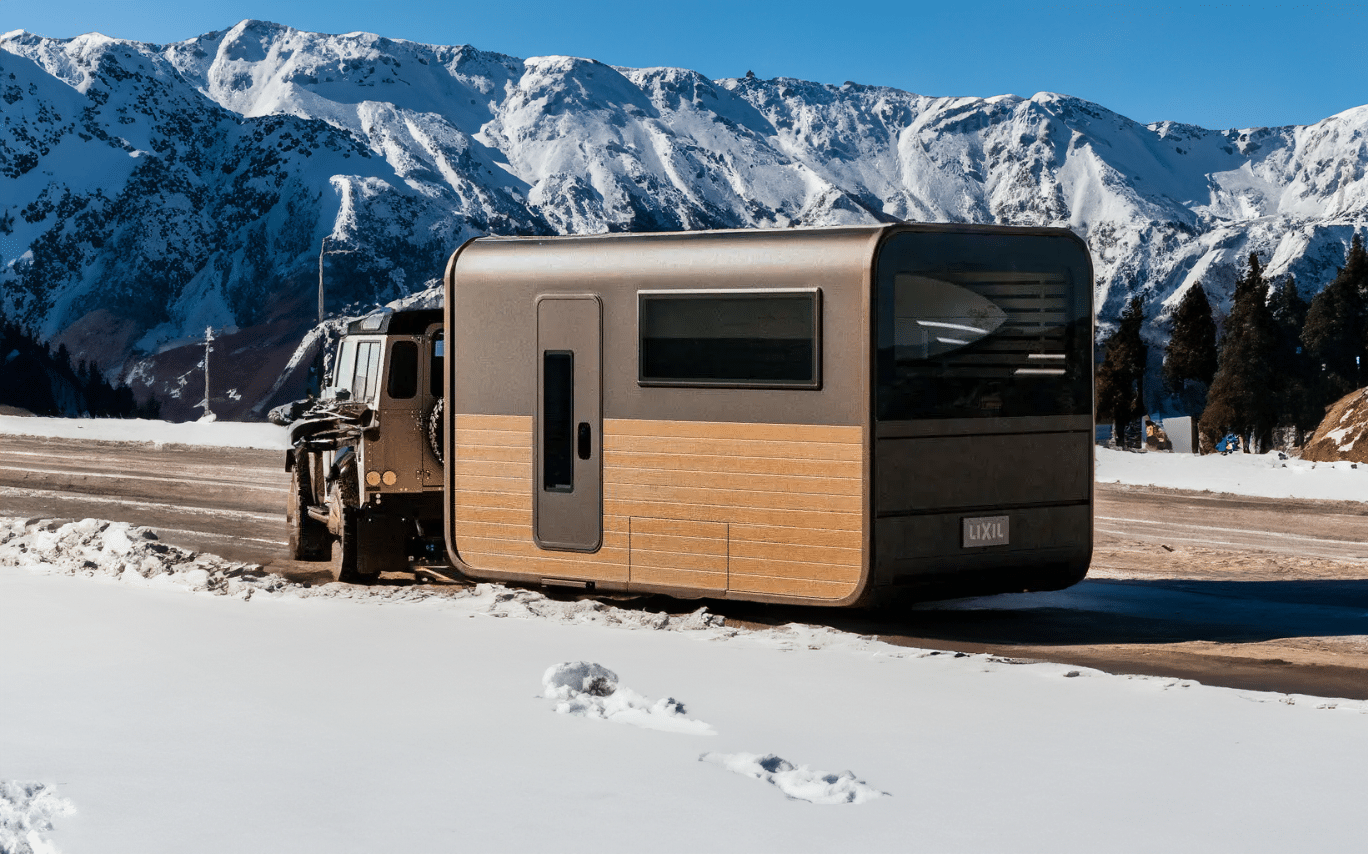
left=427, top=397, right=444, bottom=465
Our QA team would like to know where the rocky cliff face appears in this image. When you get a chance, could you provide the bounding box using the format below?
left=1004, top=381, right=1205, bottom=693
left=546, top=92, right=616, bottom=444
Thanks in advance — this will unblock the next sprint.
left=3, top=20, right=1366, bottom=418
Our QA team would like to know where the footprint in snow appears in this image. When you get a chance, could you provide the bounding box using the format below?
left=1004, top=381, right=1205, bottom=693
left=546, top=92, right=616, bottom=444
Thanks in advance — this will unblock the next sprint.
left=541, top=661, right=714, bottom=735
left=700, top=752, right=888, bottom=804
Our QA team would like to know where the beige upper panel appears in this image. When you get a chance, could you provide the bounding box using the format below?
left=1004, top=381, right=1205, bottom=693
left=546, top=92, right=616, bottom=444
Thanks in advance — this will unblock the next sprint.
left=447, top=226, right=885, bottom=428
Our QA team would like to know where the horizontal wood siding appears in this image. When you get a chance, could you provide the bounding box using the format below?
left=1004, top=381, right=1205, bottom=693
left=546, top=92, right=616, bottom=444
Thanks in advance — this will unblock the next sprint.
left=452, top=414, right=865, bottom=601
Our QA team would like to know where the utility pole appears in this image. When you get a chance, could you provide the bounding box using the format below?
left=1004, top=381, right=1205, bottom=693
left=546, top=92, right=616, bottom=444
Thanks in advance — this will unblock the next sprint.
left=315, top=236, right=356, bottom=396
left=202, top=326, right=215, bottom=422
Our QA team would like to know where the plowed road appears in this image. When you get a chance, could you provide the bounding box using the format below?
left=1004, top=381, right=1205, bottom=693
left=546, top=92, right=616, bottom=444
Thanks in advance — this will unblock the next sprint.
left=3, top=433, right=1367, bottom=699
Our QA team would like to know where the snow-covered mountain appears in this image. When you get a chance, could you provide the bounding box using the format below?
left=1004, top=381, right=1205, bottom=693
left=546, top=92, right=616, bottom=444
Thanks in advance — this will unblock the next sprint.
left=3, top=20, right=1366, bottom=419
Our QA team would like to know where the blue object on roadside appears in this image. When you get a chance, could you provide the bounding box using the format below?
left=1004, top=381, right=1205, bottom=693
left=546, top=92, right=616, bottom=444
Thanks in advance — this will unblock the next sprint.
left=1217, top=433, right=1240, bottom=454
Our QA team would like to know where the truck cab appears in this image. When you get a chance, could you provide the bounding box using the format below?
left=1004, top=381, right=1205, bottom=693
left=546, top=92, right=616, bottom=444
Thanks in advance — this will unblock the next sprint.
left=285, top=307, right=446, bottom=581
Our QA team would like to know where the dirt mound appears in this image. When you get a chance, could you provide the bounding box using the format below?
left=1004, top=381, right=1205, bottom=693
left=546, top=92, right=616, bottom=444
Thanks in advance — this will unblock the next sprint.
left=1302, top=387, right=1368, bottom=463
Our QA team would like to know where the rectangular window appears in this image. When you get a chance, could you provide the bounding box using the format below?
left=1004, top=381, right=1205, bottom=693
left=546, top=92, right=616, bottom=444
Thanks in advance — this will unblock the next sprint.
left=542, top=350, right=574, bottom=492
left=387, top=340, right=418, bottom=400
left=638, top=290, right=820, bottom=388
left=875, top=232, right=1092, bottom=421
left=352, top=340, right=382, bottom=403
left=331, top=339, right=356, bottom=392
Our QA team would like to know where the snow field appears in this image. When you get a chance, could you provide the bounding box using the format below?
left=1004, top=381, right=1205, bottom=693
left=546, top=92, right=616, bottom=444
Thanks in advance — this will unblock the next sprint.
left=0, top=415, right=290, bottom=450
left=1095, top=445, right=1368, bottom=501
left=5, top=517, right=1368, bottom=852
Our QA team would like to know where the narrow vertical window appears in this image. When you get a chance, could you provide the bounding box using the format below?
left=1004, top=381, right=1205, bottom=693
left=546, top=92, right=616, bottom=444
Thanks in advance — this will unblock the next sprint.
left=386, top=340, right=418, bottom=400
left=543, top=350, right=574, bottom=492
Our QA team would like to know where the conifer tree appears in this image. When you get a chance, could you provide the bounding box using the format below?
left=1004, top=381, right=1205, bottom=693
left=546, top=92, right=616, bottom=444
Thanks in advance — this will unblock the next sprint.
left=1162, top=281, right=1218, bottom=414
left=1200, top=253, right=1279, bottom=451
left=1267, top=275, right=1317, bottom=439
left=1096, top=296, right=1148, bottom=447
left=1302, top=233, right=1368, bottom=403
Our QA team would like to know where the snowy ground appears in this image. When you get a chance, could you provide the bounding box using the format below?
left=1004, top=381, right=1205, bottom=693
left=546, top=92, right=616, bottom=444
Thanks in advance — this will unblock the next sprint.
left=1095, top=445, right=1367, bottom=501
left=0, top=415, right=289, bottom=450
left=3, top=419, right=1368, bottom=852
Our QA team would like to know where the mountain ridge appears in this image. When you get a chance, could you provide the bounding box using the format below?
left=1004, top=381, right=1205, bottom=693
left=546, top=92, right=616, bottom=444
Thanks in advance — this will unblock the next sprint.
left=2, top=19, right=1366, bottom=419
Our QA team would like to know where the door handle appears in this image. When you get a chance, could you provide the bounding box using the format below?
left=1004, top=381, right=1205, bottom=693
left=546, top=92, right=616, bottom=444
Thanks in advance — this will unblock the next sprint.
left=577, top=422, right=591, bottom=460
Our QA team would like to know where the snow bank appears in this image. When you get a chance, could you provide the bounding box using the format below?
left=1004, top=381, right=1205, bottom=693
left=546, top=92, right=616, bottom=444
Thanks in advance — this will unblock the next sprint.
left=700, top=752, right=888, bottom=804
left=1096, top=446, right=1368, bottom=501
left=0, top=781, right=73, bottom=854
left=542, top=661, right=715, bottom=734
left=0, top=517, right=289, bottom=598
left=0, top=414, right=289, bottom=450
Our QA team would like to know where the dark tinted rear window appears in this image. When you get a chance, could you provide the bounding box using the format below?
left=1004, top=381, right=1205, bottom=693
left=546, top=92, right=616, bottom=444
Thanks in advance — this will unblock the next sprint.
left=638, top=291, right=820, bottom=388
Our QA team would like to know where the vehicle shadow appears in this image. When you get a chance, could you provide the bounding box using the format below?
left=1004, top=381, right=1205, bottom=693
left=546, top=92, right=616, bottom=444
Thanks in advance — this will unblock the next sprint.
left=705, top=578, right=1368, bottom=648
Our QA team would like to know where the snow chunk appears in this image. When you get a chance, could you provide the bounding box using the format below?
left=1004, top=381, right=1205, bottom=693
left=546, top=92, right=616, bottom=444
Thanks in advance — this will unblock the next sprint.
left=541, top=662, right=714, bottom=734
left=0, top=780, right=74, bottom=854
left=700, top=752, right=888, bottom=804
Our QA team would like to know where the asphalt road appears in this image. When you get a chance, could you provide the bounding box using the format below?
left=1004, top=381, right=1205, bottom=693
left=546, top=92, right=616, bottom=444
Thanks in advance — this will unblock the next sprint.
left=2, top=432, right=1366, bottom=698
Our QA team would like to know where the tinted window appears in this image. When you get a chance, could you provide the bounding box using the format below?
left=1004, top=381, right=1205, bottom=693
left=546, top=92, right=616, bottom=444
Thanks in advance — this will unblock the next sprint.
left=639, top=291, right=820, bottom=387
left=543, top=351, right=574, bottom=492
left=387, top=341, right=418, bottom=400
left=876, top=232, right=1092, bottom=421
left=352, top=340, right=383, bottom=403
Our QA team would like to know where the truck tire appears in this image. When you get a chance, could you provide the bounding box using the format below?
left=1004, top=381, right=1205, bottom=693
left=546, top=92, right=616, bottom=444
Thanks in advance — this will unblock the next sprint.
left=329, top=475, right=378, bottom=584
left=288, top=451, right=330, bottom=561
left=331, top=503, right=361, bottom=583
left=427, top=398, right=444, bottom=465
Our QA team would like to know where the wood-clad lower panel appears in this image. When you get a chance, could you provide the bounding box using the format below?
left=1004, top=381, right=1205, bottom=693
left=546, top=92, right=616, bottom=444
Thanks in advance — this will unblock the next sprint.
left=453, top=459, right=534, bottom=480
left=605, top=465, right=860, bottom=497
left=728, top=524, right=863, bottom=550
left=455, top=551, right=627, bottom=583
left=630, top=517, right=727, bottom=589
left=729, top=556, right=862, bottom=583
left=604, top=451, right=860, bottom=480
left=611, top=419, right=862, bottom=444
left=604, top=433, right=862, bottom=461
left=727, top=574, right=858, bottom=599
left=454, top=414, right=532, bottom=432
left=604, top=499, right=858, bottom=532
left=728, top=539, right=861, bottom=567
left=607, top=482, right=862, bottom=514
left=453, top=413, right=864, bottom=601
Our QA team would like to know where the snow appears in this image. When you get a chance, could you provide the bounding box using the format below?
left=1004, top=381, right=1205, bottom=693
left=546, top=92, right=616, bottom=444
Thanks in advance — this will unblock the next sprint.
left=3, top=519, right=1368, bottom=852
left=0, top=415, right=289, bottom=450
left=0, top=781, right=73, bottom=854
left=4, top=421, right=1368, bottom=851
left=1096, top=446, right=1368, bottom=501
left=542, top=661, right=715, bottom=735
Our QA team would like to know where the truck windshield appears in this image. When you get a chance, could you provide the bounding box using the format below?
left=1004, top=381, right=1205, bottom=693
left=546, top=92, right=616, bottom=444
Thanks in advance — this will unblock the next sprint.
left=875, top=231, right=1092, bottom=421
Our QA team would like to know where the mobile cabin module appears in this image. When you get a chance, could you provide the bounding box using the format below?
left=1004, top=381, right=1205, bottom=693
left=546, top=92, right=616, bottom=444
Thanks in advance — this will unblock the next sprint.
left=443, top=224, right=1094, bottom=606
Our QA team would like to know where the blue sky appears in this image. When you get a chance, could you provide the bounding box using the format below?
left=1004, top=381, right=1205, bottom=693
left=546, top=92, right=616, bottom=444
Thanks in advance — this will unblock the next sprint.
left=4, top=1, right=1364, bottom=130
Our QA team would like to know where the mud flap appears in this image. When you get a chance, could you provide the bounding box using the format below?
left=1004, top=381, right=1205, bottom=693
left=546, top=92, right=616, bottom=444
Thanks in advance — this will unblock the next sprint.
left=356, top=511, right=410, bottom=576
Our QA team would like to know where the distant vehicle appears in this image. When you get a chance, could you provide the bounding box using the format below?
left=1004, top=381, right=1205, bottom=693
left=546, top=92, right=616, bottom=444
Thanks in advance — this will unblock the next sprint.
left=285, top=223, right=1095, bottom=605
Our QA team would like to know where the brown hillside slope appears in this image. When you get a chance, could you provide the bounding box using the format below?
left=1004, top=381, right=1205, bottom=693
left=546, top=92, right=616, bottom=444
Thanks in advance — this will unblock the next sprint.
left=1302, top=387, right=1368, bottom=463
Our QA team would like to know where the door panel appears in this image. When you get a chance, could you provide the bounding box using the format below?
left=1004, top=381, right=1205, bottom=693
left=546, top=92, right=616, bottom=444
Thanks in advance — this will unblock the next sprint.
left=534, top=295, right=602, bottom=551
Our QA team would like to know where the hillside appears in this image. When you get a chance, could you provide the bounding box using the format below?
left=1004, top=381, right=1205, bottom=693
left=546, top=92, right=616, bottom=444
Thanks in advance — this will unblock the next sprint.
left=3, top=20, right=1367, bottom=418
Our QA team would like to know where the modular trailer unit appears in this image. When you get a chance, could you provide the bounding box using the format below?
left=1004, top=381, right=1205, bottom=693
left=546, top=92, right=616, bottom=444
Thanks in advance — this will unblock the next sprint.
left=443, top=224, right=1094, bottom=606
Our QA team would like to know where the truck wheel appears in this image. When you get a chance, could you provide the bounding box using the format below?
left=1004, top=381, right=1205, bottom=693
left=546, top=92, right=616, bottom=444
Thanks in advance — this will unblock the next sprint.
left=328, top=476, right=379, bottom=584
left=288, top=451, right=330, bottom=561
left=427, top=398, right=444, bottom=465
left=332, top=503, right=362, bottom=583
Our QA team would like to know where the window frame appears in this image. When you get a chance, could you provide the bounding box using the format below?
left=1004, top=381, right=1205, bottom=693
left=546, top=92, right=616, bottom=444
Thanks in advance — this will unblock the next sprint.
left=636, top=288, right=823, bottom=390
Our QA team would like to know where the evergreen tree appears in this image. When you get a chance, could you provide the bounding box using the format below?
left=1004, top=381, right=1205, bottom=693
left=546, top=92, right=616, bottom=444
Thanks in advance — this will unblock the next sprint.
left=1162, top=281, right=1218, bottom=414
left=1267, top=275, right=1317, bottom=439
left=1096, top=296, right=1148, bottom=447
left=1200, top=253, right=1279, bottom=451
left=1302, top=233, right=1368, bottom=404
